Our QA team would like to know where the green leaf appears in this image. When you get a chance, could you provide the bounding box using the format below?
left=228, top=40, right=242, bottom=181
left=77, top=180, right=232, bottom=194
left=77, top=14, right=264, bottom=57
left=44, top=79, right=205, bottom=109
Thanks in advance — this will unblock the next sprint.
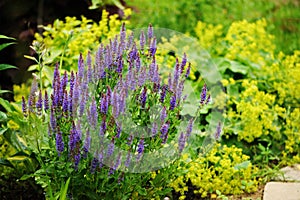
left=0, top=35, right=16, bottom=40
left=60, top=177, right=71, bottom=200
left=0, top=42, right=16, bottom=51
left=0, top=64, right=17, bottom=71
left=229, top=60, right=248, bottom=74
left=234, top=161, right=250, bottom=170
left=20, top=173, right=35, bottom=181
left=0, top=158, right=15, bottom=168
left=0, top=111, right=7, bottom=122
left=0, top=127, right=8, bottom=135
left=0, top=98, right=13, bottom=112
left=24, top=55, right=38, bottom=63
left=27, top=64, right=39, bottom=71
left=0, top=90, right=12, bottom=94
left=136, top=186, right=147, bottom=196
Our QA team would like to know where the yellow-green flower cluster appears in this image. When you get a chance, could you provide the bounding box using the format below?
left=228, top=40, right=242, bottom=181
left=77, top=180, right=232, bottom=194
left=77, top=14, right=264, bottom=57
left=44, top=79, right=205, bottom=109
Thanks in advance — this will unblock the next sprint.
left=169, top=144, right=258, bottom=199
left=266, top=50, right=300, bottom=105
left=194, top=21, right=223, bottom=52
left=194, top=19, right=275, bottom=65
left=226, top=79, right=280, bottom=142
left=224, top=19, right=275, bottom=65
left=34, top=9, right=131, bottom=70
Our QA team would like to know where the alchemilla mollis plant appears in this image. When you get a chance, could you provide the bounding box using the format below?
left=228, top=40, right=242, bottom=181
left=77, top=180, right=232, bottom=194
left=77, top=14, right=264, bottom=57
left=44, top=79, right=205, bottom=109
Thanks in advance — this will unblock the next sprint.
left=22, top=23, right=215, bottom=199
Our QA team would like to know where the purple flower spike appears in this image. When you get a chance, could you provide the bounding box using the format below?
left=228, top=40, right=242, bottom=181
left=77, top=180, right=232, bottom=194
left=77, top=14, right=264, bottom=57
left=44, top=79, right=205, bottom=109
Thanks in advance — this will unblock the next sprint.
left=55, top=127, right=64, bottom=156
left=28, top=77, right=38, bottom=112
left=176, top=80, right=184, bottom=101
left=89, top=98, right=98, bottom=130
left=107, top=140, right=115, bottom=158
left=79, top=90, right=87, bottom=116
left=53, top=63, right=60, bottom=88
left=200, top=83, right=207, bottom=105
left=140, top=30, right=145, bottom=53
left=36, top=90, right=43, bottom=114
left=136, top=138, right=144, bottom=161
left=140, top=87, right=147, bottom=108
left=127, top=32, right=134, bottom=50
left=50, top=108, right=56, bottom=131
left=69, top=122, right=81, bottom=154
left=78, top=53, right=84, bottom=80
left=173, top=58, right=180, bottom=89
left=83, top=130, right=91, bottom=159
left=168, top=74, right=173, bottom=92
left=129, top=43, right=138, bottom=61
left=90, top=157, right=99, bottom=174
left=106, top=86, right=112, bottom=104
left=100, top=94, right=108, bottom=114
left=160, top=123, right=169, bottom=141
left=117, top=57, right=123, bottom=74
left=125, top=150, right=131, bottom=167
left=98, top=151, right=104, bottom=168
left=149, top=37, right=156, bottom=56
left=178, top=132, right=186, bottom=154
left=186, top=118, right=194, bottom=138
left=181, top=53, right=187, bottom=72
left=44, top=91, right=49, bottom=111
left=62, top=90, right=68, bottom=114
left=159, top=85, right=168, bottom=103
left=135, top=53, right=141, bottom=71
left=170, top=95, right=177, bottom=111
left=160, top=106, right=167, bottom=122
left=74, top=153, right=81, bottom=171
left=114, top=153, right=122, bottom=170
left=87, top=51, right=93, bottom=83
left=70, top=71, right=75, bottom=94
left=99, top=118, right=106, bottom=136
left=205, top=94, right=211, bottom=105
left=214, top=122, right=222, bottom=140
left=115, top=124, right=121, bottom=138
left=151, top=122, right=158, bottom=137
left=120, top=23, right=126, bottom=49
left=148, top=24, right=153, bottom=39
left=127, top=134, right=134, bottom=146
left=138, top=66, right=147, bottom=86
left=185, top=63, right=191, bottom=78
left=22, top=96, right=27, bottom=117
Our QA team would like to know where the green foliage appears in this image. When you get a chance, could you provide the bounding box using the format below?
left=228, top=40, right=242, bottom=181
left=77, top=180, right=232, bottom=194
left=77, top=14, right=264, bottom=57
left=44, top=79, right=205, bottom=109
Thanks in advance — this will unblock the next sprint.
left=127, top=0, right=300, bottom=54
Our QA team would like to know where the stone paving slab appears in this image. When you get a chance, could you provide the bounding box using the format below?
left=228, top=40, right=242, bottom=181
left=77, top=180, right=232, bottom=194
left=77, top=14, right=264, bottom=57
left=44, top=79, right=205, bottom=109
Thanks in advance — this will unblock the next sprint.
left=277, top=164, right=300, bottom=182
left=263, top=182, right=300, bottom=200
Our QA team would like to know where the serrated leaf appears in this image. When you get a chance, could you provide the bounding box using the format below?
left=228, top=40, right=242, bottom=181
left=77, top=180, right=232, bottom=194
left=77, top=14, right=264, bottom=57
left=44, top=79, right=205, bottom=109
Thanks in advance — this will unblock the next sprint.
left=0, top=64, right=17, bottom=71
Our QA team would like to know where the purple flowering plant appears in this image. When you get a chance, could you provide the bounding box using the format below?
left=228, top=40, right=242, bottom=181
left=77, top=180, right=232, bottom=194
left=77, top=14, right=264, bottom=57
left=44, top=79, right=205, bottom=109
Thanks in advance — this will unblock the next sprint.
left=21, top=23, right=215, bottom=199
